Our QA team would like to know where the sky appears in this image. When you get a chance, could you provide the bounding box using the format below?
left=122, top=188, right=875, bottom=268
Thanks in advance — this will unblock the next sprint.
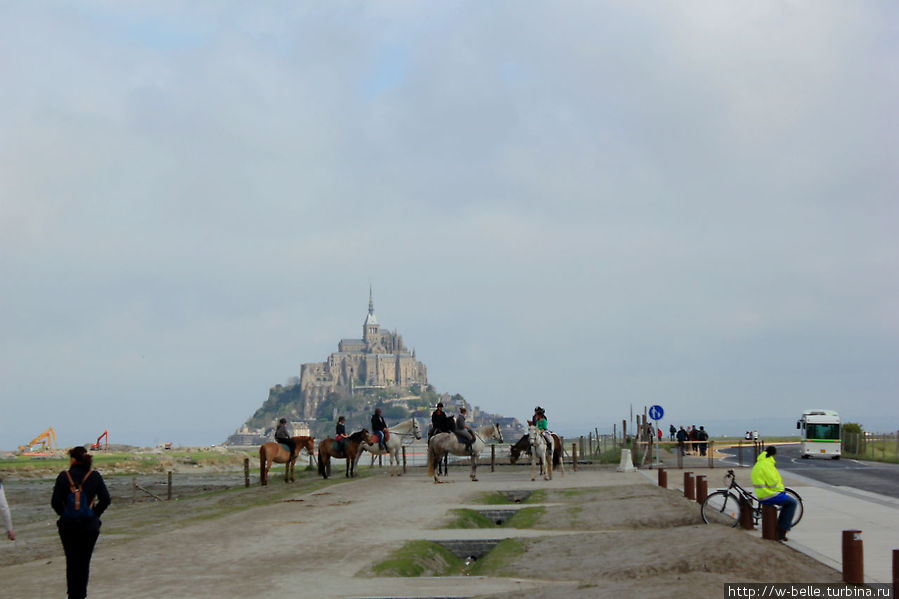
left=1, top=2, right=897, bottom=450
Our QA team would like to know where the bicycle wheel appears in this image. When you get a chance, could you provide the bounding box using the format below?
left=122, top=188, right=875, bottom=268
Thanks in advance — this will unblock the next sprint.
left=701, top=490, right=742, bottom=527
left=784, top=488, right=803, bottom=527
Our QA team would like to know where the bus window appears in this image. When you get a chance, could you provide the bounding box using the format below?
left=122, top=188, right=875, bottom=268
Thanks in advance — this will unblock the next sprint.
left=806, top=423, right=840, bottom=440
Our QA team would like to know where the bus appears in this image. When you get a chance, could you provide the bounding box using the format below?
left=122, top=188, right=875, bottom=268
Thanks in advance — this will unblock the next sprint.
left=796, top=410, right=841, bottom=459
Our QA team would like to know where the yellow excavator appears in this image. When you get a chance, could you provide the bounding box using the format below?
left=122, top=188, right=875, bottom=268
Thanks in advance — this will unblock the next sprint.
left=18, top=427, right=58, bottom=456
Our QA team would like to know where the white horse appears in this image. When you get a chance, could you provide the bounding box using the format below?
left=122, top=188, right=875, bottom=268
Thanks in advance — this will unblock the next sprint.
left=427, top=423, right=504, bottom=482
left=529, top=424, right=553, bottom=481
left=360, top=417, right=422, bottom=476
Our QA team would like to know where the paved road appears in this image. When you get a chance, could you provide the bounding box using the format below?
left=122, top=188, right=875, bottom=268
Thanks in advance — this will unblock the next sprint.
left=722, top=443, right=899, bottom=499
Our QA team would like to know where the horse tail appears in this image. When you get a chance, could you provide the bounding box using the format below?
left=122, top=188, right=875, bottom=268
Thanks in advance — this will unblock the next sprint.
left=259, top=445, right=266, bottom=483
left=553, top=441, right=561, bottom=467
left=427, top=441, right=436, bottom=478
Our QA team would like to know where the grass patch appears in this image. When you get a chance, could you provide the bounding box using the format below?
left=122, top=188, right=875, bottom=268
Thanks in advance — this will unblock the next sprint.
left=444, top=508, right=496, bottom=529
left=369, top=540, right=464, bottom=577
left=521, top=489, right=547, bottom=504
left=469, top=538, right=526, bottom=577
left=504, top=506, right=544, bottom=529
left=475, top=491, right=517, bottom=504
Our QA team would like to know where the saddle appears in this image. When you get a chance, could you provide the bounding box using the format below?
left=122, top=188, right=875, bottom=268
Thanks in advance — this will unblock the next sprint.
left=331, top=440, right=347, bottom=456
left=279, top=443, right=292, bottom=453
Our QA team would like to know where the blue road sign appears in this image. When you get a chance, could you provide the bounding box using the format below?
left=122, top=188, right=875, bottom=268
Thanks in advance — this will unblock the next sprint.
left=649, top=405, right=664, bottom=421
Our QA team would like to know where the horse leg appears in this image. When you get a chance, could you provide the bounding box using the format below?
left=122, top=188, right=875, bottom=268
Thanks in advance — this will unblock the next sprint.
left=260, top=452, right=267, bottom=486
left=470, top=454, right=478, bottom=481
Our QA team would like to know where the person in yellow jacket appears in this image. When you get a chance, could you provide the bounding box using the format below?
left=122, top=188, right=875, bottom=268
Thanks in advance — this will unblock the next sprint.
left=751, top=446, right=798, bottom=541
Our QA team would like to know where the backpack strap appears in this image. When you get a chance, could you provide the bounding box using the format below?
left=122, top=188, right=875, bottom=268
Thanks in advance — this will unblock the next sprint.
left=65, top=469, right=93, bottom=512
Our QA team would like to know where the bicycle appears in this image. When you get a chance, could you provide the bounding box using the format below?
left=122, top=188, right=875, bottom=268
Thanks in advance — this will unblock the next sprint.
left=700, top=469, right=803, bottom=528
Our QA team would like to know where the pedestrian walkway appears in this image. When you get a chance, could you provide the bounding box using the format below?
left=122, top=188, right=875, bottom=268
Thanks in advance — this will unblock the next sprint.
left=642, top=459, right=899, bottom=583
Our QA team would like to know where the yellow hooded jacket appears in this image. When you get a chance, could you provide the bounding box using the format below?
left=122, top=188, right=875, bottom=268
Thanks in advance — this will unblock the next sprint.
left=751, top=453, right=784, bottom=500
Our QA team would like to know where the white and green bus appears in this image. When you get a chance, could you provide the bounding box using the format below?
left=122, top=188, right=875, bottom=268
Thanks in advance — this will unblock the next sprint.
left=796, top=409, right=841, bottom=459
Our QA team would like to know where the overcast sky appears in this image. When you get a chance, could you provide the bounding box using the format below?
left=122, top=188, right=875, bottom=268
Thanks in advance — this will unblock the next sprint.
left=2, top=2, right=897, bottom=450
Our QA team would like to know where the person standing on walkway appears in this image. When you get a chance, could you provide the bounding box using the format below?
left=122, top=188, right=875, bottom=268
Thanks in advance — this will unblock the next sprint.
left=697, top=426, right=709, bottom=456
left=676, top=426, right=687, bottom=455
left=669, top=424, right=676, bottom=441
left=0, top=477, right=14, bottom=540
left=51, top=446, right=111, bottom=599
left=751, top=446, right=797, bottom=541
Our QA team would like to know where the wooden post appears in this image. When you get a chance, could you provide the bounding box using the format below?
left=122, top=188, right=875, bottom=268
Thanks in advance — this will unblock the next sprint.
left=739, top=497, right=754, bottom=529
left=738, top=440, right=744, bottom=468
left=658, top=468, right=667, bottom=488
left=132, top=477, right=136, bottom=503
left=613, top=423, right=617, bottom=448
left=167, top=471, right=173, bottom=501
left=622, top=419, right=627, bottom=446
left=244, top=457, right=250, bottom=488
left=695, top=475, right=707, bottom=503
left=683, top=472, right=695, bottom=500
left=588, top=432, right=593, bottom=457
left=490, top=444, right=495, bottom=472
left=572, top=443, right=578, bottom=471
left=708, top=440, right=715, bottom=468
left=402, top=446, right=407, bottom=474
left=842, top=530, right=864, bottom=584
left=761, top=504, right=778, bottom=540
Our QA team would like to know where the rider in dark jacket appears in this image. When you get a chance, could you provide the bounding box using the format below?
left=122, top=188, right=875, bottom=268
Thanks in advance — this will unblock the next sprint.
left=371, top=408, right=389, bottom=451
left=430, top=402, right=451, bottom=438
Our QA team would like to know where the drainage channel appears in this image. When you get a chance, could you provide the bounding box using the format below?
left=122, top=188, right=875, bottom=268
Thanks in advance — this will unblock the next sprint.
left=474, top=508, right=518, bottom=526
left=498, top=490, right=533, bottom=503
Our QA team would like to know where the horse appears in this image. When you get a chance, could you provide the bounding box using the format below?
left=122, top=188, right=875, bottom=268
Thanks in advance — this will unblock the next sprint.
left=317, top=429, right=369, bottom=479
left=259, top=435, right=316, bottom=486
left=427, top=419, right=454, bottom=477
left=427, top=423, right=504, bottom=482
left=529, top=424, right=552, bottom=481
left=510, top=432, right=566, bottom=477
left=361, top=417, right=422, bottom=476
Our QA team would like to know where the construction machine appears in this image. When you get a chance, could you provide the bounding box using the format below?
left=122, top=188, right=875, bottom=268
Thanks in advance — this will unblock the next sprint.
left=90, top=429, right=109, bottom=451
left=18, top=427, right=58, bottom=456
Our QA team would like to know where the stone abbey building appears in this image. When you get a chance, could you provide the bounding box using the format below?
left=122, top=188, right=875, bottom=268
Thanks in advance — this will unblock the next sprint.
left=298, top=290, right=428, bottom=418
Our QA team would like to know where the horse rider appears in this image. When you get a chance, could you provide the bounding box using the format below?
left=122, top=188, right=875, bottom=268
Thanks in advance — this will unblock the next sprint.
left=533, top=407, right=552, bottom=448
left=335, top=416, right=347, bottom=453
left=429, top=402, right=450, bottom=439
left=455, top=406, right=474, bottom=453
left=371, top=407, right=389, bottom=452
left=274, top=418, right=296, bottom=460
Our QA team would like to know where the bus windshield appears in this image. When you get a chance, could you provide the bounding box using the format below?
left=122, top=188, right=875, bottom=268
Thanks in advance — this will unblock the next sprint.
left=806, top=423, right=840, bottom=440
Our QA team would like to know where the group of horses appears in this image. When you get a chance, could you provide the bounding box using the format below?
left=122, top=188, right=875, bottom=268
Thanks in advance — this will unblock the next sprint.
left=258, top=418, right=564, bottom=485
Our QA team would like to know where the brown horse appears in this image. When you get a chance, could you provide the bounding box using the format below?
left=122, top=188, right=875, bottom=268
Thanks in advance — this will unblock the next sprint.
left=259, top=435, right=316, bottom=486
left=317, top=429, right=369, bottom=479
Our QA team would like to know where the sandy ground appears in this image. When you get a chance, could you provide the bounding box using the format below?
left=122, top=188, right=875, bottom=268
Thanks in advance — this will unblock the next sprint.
left=0, top=461, right=841, bottom=599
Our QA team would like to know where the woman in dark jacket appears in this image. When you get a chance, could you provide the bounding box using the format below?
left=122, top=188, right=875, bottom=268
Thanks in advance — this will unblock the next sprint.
left=51, top=446, right=111, bottom=599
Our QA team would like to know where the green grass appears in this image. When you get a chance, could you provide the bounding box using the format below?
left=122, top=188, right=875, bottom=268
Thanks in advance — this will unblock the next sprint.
left=369, top=540, right=465, bottom=577
left=469, top=538, right=527, bottom=577
left=844, top=439, right=899, bottom=464
left=0, top=450, right=256, bottom=478
left=504, top=506, right=544, bottom=529
left=475, top=491, right=518, bottom=505
left=521, top=489, right=547, bottom=504
left=444, top=509, right=496, bottom=529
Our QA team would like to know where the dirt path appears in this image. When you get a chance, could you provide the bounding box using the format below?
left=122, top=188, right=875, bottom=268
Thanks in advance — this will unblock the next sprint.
left=0, top=464, right=840, bottom=598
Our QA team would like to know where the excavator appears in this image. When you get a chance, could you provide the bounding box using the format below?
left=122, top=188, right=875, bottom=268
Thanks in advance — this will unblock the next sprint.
left=90, top=429, right=109, bottom=451
left=18, top=427, right=58, bottom=456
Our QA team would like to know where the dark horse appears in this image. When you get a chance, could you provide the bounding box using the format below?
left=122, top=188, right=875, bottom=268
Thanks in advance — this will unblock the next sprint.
left=509, top=433, right=566, bottom=474
left=317, top=429, right=369, bottom=479
left=259, top=435, right=316, bottom=486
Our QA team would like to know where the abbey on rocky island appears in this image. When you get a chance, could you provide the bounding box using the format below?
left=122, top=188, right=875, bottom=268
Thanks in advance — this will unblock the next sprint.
left=298, top=289, right=428, bottom=418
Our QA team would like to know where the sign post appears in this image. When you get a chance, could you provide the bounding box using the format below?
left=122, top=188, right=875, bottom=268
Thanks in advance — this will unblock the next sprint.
left=649, top=405, right=664, bottom=466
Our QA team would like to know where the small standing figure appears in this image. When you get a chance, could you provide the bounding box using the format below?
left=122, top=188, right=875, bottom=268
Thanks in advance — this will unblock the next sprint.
left=51, top=447, right=111, bottom=599
left=0, top=477, right=14, bottom=541
left=697, top=426, right=709, bottom=456
left=669, top=424, right=676, bottom=441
